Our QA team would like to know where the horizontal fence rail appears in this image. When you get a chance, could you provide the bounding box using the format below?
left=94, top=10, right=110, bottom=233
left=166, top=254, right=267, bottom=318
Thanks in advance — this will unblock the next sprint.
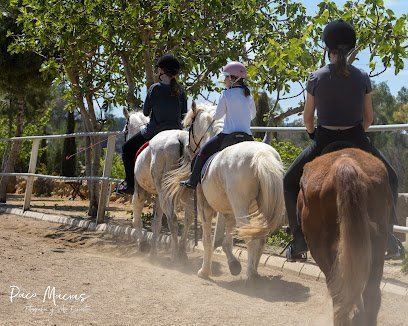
left=0, top=172, right=122, bottom=183
left=1, top=124, right=408, bottom=226
left=0, top=130, right=123, bottom=142
left=250, top=124, right=408, bottom=133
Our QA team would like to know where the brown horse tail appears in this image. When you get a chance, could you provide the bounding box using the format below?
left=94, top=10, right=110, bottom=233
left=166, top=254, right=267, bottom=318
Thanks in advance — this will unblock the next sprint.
left=328, top=157, right=372, bottom=319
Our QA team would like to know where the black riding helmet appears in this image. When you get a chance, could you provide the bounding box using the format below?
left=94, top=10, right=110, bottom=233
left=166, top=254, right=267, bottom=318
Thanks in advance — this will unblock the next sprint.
left=322, top=19, right=356, bottom=53
left=155, top=54, right=181, bottom=76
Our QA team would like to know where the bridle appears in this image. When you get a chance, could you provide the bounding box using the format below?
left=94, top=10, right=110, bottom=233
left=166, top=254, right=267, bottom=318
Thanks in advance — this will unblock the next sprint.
left=187, top=114, right=215, bottom=154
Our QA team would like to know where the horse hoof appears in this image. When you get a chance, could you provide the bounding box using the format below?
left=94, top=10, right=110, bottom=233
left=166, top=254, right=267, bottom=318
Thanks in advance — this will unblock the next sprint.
left=139, top=241, right=151, bottom=253
left=228, top=260, right=242, bottom=276
left=197, top=269, right=210, bottom=279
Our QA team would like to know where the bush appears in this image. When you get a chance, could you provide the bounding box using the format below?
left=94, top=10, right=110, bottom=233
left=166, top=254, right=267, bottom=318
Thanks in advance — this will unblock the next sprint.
left=100, top=151, right=125, bottom=180
left=267, top=228, right=292, bottom=248
left=270, top=139, right=303, bottom=170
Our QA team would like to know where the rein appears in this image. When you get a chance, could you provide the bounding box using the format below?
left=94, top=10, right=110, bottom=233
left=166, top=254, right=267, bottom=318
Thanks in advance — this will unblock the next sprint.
left=188, top=116, right=215, bottom=154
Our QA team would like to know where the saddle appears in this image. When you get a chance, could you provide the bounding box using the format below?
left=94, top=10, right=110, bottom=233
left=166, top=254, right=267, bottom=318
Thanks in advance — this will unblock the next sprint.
left=321, top=141, right=357, bottom=155
left=200, top=132, right=254, bottom=182
left=220, top=132, right=254, bottom=150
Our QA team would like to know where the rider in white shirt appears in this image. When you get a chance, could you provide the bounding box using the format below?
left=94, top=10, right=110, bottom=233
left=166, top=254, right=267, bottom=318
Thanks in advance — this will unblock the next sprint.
left=180, top=61, right=256, bottom=189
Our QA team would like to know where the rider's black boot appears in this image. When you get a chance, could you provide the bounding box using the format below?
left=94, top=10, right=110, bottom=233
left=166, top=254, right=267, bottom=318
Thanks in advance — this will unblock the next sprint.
left=286, top=227, right=308, bottom=262
left=385, top=230, right=405, bottom=260
left=180, top=156, right=206, bottom=189
left=117, top=153, right=135, bottom=195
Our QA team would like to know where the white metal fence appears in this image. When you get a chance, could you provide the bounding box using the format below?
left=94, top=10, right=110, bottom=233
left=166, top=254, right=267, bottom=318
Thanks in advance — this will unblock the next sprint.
left=1, top=124, right=408, bottom=233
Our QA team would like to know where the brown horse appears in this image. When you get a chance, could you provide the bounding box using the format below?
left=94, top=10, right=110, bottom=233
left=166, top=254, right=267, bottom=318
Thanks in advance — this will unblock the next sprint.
left=298, top=148, right=392, bottom=326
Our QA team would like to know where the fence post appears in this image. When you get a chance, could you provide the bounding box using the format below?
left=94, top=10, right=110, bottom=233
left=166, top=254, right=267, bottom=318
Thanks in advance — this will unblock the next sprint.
left=23, top=139, right=41, bottom=211
left=96, top=135, right=116, bottom=224
left=406, top=217, right=408, bottom=243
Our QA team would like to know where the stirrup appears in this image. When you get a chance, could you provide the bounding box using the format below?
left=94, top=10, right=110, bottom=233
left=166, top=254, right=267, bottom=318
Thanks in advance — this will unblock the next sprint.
left=285, top=242, right=307, bottom=262
left=115, top=181, right=134, bottom=195
left=385, top=238, right=406, bottom=260
left=179, top=180, right=196, bottom=189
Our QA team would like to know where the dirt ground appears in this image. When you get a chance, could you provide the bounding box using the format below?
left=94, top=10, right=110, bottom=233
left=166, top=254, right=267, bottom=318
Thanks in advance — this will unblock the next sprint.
left=1, top=211, right=408, bottom=326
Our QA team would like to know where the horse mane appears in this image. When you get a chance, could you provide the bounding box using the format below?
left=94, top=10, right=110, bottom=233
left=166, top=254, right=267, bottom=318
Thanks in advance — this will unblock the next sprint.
left=182, top=102, right=218, bottom=128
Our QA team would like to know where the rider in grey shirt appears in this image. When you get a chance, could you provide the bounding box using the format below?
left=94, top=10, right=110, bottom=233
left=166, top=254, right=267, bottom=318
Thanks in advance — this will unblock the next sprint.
left=284, top=19, right=403, bottom=262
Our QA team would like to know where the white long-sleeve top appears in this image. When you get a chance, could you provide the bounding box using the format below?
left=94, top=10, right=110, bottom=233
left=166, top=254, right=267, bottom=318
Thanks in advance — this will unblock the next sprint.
left=213, top=87, right=257, bottom=135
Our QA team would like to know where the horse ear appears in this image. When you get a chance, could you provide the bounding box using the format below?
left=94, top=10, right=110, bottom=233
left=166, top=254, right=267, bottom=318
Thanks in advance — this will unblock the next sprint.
left=192, top=101, right=197, bottom=113
left=123, top=107, right=130, bottom=120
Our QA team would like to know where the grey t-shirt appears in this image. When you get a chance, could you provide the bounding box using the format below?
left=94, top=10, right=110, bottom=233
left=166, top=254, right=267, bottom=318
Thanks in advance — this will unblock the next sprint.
left=306, top=64, right=372, bottom=126
left=142, top=82, right=187, bottom=139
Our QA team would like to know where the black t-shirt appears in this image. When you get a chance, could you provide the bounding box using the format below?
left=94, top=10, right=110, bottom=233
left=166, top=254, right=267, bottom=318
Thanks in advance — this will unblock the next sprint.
left=142, top=82, right=188, bottom=139
left=306, top=64, right=372, bottom=126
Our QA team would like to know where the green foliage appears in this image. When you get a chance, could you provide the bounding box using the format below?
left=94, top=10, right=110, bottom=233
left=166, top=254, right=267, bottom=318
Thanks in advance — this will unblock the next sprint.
left=271, top=139, right=303, bottom=170
left=141, top=212, right=153, bottom=224
left=100, top=151, right=125, bottom=180
left=267, top=228, right=292, bottom=248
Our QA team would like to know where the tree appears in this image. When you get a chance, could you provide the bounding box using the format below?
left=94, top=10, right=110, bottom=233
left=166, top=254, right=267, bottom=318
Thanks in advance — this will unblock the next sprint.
left=248, top=1, right=407, bottom=143
left=0, top=4, right=53, bottom=202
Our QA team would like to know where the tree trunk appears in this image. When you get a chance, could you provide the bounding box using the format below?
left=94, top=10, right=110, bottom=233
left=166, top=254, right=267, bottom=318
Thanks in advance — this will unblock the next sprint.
left=120, top=51, right=141, bottom=111
left=142, top=30, right=155, bottom=88
left=0, top=95, right=25, bottom=202
left=61, top=110, right=76, bottom=176
left=85, top=92, right=101, bottom=218
left=66, top=68, right=99, bottom=218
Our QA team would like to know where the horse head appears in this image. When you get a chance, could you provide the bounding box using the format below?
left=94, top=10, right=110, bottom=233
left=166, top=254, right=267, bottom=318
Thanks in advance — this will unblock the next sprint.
left=184, top=101, right=223, bottom=154
left=122, top=108, right=150, bottom=141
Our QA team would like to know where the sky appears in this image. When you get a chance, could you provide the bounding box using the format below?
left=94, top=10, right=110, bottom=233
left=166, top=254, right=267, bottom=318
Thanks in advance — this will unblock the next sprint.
left=110, top=0, right=407, bottom=118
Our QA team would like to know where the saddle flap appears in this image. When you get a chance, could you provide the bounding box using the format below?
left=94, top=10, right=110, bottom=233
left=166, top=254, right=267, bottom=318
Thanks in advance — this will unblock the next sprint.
left=200, top=153, right=219, bottom=183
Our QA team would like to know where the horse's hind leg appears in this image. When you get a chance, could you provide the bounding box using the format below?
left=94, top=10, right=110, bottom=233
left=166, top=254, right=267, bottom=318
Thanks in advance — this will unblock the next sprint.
left=198, top=192, right=216, bottom=279
left=222, top=214, right=242, bottom=276
left=178, top=195, right=195, bottom=262
left=359, top=236, right=386, bottom=326
left=150, top=199, right=163, bottom=256
left=132, top=187, right=149, bottom=252
left=246, top=237, right=265, bottom=280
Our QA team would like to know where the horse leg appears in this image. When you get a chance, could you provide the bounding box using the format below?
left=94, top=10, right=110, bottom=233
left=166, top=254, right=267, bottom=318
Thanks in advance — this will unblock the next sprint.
left=150, top=198, right=163, bottom=257
left=358, top=234, right=386, bottom=326
left=165, top=208, right=179, bottom=261
left=213, top=213, right=226, bottom=250
left=332, top=295, right=352, bottom=326
left=246, top=237, right=265, bottom=280
left=178, top=195, right=195, bottom=262
left=198, top=191, right=215, bottom=279
left=132, top=188, right=149, bottom=252
left=221, top=214, right=242, bottom=276
left=230, top=199, right=260, bottom=280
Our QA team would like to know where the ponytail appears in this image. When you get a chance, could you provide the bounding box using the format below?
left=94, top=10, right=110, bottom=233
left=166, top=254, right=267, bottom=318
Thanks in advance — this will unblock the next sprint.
left=231, top=77, right=251, bottom=97
left=170, top=78, right=182, bottom=97
left=331, top=49, right=350, bottom=78
left=243, top=83, right=251, bottom=97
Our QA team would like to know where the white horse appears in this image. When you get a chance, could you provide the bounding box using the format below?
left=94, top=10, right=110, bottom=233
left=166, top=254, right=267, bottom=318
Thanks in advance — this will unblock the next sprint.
left=164, top=126, right=285, bottom=279
left=125, top=103, right=222, bottom=259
